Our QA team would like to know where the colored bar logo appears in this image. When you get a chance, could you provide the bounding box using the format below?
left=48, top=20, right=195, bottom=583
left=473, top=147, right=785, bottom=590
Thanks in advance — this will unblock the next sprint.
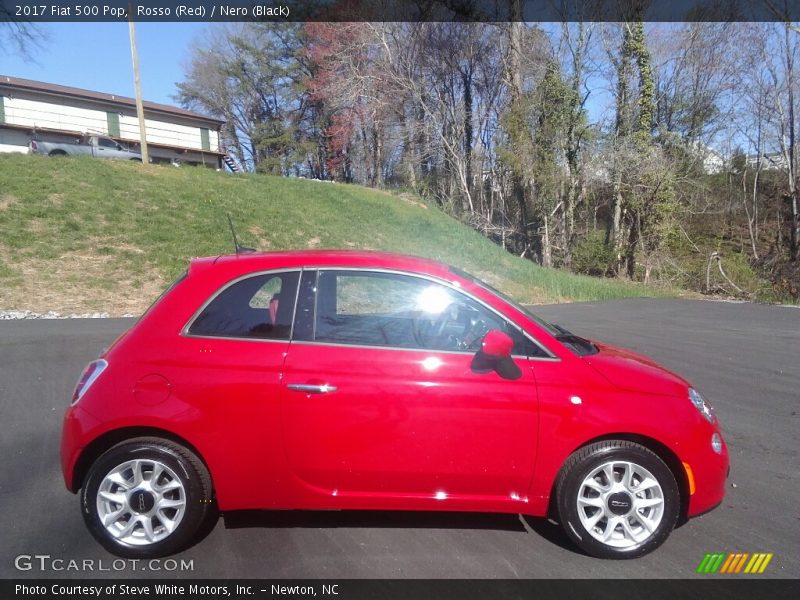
left=697, top=552, right=773, bottom=574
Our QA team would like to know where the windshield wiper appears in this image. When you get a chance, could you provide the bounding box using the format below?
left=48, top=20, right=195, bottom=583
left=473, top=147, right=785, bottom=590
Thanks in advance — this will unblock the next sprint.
left=553, top=324, right=598, bottom=356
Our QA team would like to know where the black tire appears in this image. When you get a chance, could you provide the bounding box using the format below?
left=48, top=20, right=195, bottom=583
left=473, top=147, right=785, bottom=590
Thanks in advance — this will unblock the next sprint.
left=80, top=437, right=213, bottom=558
left=555, top=440, right=679, bottom=559
left=48, top=150, right=67, bottom=157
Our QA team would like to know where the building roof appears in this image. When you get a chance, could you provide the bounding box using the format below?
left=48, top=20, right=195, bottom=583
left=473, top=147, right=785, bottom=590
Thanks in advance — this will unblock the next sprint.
left=0, top=74, right=224, bottom=126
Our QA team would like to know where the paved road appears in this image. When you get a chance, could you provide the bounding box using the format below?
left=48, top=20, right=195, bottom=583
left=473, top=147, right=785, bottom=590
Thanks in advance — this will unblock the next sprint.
left=1, top=299, right=798, bottom=579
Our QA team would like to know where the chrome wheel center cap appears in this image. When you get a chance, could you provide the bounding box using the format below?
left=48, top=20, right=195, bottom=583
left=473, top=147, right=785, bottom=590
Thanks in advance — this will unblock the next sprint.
left=607, top=491, right=633, bottom=515
left=129, top=489, right=156, bottom=514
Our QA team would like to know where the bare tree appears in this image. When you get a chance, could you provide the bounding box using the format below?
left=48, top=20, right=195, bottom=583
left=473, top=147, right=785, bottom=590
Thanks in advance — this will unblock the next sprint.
left=555, top=21, right=596, bottom=267
left=0, top=5, right=46, bottom=58
left=178, top=23, right=315, bottom=174
left=739, top=21, right=800, bottom=261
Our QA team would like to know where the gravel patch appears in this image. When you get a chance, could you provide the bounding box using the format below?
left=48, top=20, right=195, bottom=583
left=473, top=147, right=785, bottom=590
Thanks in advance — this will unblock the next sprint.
left=0, top=310, right=135, bottom=320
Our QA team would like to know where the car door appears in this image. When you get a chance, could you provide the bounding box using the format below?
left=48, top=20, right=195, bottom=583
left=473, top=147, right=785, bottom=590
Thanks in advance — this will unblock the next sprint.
left=281, top=269, right=549, bottom=505
left=175, top=269, right=300, bottom=508
left=95, top=137, right=116, bottom=158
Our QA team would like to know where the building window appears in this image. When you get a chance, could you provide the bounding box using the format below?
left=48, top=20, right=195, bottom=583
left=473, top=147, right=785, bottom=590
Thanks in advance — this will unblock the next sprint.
left=106, top=112, right=120, bottom=137
left=0, top=96, right=5, bottom=124
left=200, top=127, right=210, bottom=151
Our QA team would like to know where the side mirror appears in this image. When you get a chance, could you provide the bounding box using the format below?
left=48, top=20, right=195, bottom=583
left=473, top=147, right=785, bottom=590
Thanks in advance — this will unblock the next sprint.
left=482, top=329, right=514, bottom=359
left=471, top=330, right=522, bottom=380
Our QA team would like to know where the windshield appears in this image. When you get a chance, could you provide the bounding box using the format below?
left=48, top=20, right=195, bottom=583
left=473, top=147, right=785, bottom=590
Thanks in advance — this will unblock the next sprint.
left=447, top=266, right=560, bottom=335
left=448, top=266, right=598, bottom=356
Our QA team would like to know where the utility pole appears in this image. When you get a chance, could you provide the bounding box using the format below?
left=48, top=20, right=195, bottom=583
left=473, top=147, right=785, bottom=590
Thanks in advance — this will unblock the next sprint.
left=128, top=7, right=149, bottom=164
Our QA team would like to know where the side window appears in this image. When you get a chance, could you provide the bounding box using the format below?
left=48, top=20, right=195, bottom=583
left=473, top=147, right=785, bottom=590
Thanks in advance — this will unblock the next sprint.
left=188, top=271, right=299, bottom=340
left=98, top=137, right=117, bottom=148
left=314, top=270, right=545, bottom=356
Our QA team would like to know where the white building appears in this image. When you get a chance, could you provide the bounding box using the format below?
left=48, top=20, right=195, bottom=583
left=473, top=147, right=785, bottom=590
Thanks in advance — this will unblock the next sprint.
left=745, top=151, right=789, bottom=172
left=0, top=74, right=225, bottom=168
left=700, top=147, right=726, bottom=175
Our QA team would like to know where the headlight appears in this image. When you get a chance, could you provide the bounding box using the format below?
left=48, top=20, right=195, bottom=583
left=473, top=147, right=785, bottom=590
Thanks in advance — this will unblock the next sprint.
left=689, top=387, right=714, bottom=423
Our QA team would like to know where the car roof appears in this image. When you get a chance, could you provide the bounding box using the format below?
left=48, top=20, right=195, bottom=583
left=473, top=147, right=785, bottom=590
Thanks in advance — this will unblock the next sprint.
left=189, top=249, right=455, bottom=279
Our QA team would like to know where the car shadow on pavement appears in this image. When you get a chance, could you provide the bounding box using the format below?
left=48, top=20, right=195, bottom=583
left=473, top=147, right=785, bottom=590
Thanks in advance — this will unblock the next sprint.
left=221, top=509, right=528, bottom=532
left=219, top=510, right=584, bottom=555
left=519, top=515, right=588, bottom=556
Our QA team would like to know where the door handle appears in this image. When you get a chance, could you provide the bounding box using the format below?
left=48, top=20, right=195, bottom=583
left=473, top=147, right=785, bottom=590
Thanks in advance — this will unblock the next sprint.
left=287, top=383, right=338, bottom=394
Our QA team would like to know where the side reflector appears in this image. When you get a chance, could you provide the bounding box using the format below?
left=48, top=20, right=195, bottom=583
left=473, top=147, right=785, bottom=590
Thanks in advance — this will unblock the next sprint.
left=682, top=461, right=696, bottom=496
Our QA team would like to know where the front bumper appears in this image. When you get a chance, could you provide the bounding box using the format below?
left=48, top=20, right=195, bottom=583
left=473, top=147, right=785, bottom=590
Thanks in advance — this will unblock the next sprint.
left=684, top=427, right=730, bottom=517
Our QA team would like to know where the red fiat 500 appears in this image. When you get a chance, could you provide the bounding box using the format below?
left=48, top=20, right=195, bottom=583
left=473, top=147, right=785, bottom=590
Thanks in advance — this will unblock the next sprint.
left=61, top=250, right=728, bottom=559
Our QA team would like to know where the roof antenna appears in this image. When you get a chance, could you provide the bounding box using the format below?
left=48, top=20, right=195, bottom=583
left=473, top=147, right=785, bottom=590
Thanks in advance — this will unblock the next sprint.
left=226, top=213, right=255, bottom=255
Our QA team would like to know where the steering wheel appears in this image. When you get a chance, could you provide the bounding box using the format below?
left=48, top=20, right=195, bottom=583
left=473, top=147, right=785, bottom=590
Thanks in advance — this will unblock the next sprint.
left=462, top=318, right=491, bottom=351
left=412, top=305, right=455, bottom=349
left=431, top=307, right=453, bottom=339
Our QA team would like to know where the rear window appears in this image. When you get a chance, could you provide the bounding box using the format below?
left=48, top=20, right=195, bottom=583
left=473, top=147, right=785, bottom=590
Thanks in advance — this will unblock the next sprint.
left=188, top=271, right=299, bottom=340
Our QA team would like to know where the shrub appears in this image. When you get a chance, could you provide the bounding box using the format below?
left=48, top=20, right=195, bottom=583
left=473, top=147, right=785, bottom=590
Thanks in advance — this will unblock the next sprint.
left=572, top=230, right=615, bottom=277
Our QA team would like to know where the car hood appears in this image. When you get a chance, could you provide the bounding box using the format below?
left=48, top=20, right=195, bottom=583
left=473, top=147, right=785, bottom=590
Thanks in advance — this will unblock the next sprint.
left=583, top=342, right=689, bottom=397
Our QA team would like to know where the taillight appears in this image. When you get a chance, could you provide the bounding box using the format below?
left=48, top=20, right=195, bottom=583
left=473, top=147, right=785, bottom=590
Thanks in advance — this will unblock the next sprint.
left=72, top=359, right=108, bottom=404
left=30, top=141, right=38, bottom=152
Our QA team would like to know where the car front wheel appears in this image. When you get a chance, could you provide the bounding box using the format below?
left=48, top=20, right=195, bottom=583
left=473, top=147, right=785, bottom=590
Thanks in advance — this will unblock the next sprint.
left=556, top=440, right=680, bottom=559
left=80, top=438, right=213, bottom=558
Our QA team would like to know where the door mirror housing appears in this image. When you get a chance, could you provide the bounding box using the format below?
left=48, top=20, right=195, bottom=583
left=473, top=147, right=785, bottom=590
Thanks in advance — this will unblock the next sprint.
left=481, top=329, right=514, bottom=359
left=471, top=330, right=521, bottom=380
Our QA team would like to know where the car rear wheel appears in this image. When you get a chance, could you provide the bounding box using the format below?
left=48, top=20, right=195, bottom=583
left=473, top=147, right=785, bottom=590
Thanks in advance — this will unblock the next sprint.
left=556, top=440, right=679, bottom=559
left=80, top=438, right=213, bottom=558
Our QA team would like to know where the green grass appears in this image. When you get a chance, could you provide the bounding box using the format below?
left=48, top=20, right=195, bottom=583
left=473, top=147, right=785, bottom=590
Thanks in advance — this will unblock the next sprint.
left=0, top=154, right=671, bottom=314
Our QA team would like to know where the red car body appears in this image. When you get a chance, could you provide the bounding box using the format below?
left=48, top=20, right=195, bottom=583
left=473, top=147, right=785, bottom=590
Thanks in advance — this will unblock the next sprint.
left=61, top=250, right=728, bottom=555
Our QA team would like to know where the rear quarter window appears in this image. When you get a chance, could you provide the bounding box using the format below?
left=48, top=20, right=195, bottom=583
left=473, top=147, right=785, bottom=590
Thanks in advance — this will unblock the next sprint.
left=188, top=271, right=299, bottom=340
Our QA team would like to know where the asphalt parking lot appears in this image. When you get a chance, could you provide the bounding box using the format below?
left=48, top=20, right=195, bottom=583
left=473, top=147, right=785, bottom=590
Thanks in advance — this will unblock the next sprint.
left=1, top=298, right=797, bottom=579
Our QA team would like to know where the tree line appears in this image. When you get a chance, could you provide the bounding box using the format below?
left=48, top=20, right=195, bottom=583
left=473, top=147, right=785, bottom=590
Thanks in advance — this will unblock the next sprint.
left=177, top=15, right=800, bottom=300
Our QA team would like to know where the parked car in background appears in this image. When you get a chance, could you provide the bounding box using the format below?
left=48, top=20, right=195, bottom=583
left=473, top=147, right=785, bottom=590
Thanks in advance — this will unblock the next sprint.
left=29, top=134, right=142, bottom=161
left=61, top=250, right=729, bottom=559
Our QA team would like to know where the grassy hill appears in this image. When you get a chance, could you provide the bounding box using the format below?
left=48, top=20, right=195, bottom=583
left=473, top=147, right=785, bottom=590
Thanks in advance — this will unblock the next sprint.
left=0, top=154, right=670, bottom=315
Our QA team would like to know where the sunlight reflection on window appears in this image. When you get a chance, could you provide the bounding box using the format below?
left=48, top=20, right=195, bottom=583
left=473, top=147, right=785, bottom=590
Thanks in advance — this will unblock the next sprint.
left=416, top=286, right=452, bottom=314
